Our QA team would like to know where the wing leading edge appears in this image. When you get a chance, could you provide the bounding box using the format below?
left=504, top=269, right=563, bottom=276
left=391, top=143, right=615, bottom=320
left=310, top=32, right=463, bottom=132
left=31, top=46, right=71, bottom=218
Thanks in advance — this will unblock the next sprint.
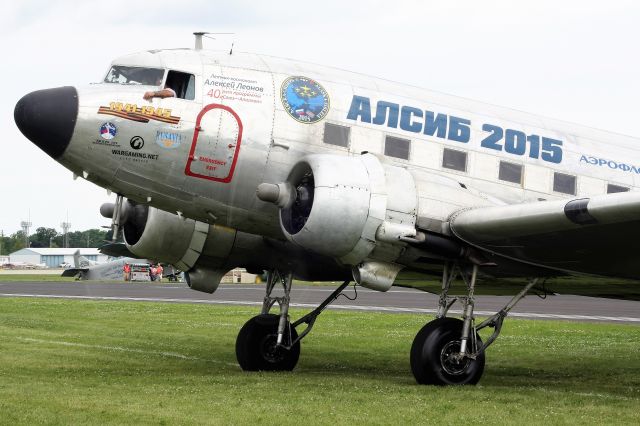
left=449, top=191, right=640, bottom=279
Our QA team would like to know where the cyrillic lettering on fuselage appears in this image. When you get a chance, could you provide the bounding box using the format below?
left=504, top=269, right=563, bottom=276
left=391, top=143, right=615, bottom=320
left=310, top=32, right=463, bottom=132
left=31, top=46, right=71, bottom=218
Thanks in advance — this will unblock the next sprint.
left=346, top=95, right=563, bottom=164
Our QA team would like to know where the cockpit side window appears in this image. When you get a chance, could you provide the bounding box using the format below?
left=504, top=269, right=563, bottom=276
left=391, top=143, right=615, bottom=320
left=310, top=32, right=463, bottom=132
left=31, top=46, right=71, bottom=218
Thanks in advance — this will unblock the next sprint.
left=104, top=66, right=164, bottom=85
left=166, top=70, right=196, bottom=100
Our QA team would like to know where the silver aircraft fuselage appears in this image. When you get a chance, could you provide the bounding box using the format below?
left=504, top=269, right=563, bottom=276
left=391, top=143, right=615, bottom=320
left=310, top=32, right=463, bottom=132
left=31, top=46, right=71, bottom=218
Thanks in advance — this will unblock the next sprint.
left=21, top=49, right=640, bottom=235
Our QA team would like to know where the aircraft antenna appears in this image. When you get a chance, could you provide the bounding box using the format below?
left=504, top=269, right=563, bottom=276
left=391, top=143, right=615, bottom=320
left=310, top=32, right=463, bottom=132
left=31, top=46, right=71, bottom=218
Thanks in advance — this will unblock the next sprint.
left=193, top=32, right=235, bottom=51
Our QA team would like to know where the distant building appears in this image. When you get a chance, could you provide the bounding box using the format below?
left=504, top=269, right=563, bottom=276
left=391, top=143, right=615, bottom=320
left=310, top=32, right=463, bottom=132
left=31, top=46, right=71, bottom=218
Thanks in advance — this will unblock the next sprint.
left=222, top=268, right=258, bottom=284
left=0, top=256, right=9, bottom=265
left=7, top=248, right=109, bottom=268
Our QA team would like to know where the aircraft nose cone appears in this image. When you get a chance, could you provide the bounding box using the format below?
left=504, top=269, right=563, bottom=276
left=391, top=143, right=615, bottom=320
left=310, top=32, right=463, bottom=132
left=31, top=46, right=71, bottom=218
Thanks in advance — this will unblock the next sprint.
left=14, top=86, right=79, bottom=158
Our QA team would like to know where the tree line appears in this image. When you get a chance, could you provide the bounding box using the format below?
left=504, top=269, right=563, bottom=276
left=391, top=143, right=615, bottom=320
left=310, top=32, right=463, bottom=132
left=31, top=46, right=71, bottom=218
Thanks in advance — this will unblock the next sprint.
left=0, top=227, right=115, bottom=255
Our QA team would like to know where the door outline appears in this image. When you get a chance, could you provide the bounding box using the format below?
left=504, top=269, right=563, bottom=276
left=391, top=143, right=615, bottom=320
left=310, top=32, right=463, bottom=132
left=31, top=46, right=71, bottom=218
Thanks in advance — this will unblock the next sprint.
left=185, top=103, right=243, bottom=183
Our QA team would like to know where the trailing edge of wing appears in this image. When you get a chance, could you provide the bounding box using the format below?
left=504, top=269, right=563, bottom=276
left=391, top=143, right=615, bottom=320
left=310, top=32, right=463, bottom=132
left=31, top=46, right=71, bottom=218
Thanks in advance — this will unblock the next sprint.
left=449, top=191, right=640, bottom=278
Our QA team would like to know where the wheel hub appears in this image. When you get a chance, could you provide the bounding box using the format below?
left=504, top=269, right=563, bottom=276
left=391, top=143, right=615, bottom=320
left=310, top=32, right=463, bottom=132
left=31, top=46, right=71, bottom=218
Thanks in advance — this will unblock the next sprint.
left=259, top=334, right=285, bottom=364
left=440, top=340, right=471, bottom=376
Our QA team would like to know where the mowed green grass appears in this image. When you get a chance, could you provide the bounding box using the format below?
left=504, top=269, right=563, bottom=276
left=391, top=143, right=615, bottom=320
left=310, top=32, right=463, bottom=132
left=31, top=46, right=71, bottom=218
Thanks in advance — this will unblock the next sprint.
left=0, top=274, right=77, bottom=282
left=0, top=298, right=638, bottom=425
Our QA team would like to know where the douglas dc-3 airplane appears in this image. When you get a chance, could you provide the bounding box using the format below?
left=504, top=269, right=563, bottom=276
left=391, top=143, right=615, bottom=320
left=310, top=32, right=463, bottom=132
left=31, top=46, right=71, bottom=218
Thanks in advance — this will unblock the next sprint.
left=14, top=34, right=640, bottom=385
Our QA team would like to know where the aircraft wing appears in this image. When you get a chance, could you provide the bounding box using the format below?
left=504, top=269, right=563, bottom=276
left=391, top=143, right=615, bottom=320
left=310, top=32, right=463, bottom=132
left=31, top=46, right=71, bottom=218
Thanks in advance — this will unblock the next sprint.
left=61, top=268, right=88, bottom=277
left=449, top=191, right=640, bottom=279
left=99, top=242, right=138, bottom=258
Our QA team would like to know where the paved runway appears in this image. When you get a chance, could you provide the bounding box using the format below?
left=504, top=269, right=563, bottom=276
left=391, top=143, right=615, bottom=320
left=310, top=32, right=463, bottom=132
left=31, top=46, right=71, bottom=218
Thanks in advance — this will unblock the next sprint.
left=0, top=281, right=639, bottom=323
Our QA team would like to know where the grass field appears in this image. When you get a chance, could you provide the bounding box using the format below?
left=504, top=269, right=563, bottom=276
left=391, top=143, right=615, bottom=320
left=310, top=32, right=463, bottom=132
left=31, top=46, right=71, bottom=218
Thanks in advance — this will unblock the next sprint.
left=0, top=274, right=77, bottom=282
left=0, top=297, right=638, bottom=425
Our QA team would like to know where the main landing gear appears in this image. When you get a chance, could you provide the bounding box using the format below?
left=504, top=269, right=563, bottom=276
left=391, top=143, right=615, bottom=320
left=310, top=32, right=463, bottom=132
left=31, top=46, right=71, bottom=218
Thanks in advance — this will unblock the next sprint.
left=410, top=263, right=540, bottom=385
left=236, top=265, right=538, bottom=385
left=235, top=269, right=352, bottom=371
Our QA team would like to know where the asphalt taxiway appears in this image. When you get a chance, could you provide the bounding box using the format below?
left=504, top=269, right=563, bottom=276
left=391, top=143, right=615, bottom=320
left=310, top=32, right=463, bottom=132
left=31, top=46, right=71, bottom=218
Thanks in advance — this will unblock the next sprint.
left=0, top=281, right=638, bottom=323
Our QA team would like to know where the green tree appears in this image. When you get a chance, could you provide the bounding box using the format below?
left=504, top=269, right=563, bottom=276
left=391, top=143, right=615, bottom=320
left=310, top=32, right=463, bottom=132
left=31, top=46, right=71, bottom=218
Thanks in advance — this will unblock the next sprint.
left=52, top=235, right=64, bottom=248
left=83, top=229, right=108, bottom=247
left=0, top=233, right=9, bottom=255
left=65, top=231, right=84, bottom=248
left=30, top=227, right=59, bottom=248
left=5, top=231, right=27, bottom=253
left=62, top=229, right=109, bottom=248
left=3, top=228, right=112, bottom=253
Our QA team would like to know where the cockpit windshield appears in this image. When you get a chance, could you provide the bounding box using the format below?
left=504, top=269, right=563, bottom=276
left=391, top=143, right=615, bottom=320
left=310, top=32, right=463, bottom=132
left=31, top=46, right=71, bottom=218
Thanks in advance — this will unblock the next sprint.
left=104, top=65, right=164, bottom=85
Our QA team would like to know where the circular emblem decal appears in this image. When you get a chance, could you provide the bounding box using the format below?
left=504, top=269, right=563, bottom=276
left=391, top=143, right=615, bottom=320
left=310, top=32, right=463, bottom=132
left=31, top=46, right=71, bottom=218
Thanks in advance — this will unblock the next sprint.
left=130, top=136, right=144, bottom=150
left=280, top=76, right=330, bottom=124
left=99, top=122, right=117, bottom=140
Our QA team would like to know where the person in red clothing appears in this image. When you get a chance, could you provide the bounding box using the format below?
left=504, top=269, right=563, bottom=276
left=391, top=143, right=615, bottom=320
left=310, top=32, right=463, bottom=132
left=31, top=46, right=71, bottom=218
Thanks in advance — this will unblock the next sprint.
left=149, top=265, right=157, bottom=281
left=123, top=263, right=131, bottom=281
left=156, top=264, right=164, bottom=282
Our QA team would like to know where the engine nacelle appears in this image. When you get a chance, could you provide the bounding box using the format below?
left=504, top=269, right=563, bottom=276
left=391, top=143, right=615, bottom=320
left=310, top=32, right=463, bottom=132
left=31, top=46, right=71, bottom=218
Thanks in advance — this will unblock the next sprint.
left=102, top=201, right=237, bottom=294
left=121, top=204, right=213, bottom=272
left=102, top=200, right=352, bottom=293
left=279, top=153, right=417, bottom=264
left=258, top=153, right=418, bottom=291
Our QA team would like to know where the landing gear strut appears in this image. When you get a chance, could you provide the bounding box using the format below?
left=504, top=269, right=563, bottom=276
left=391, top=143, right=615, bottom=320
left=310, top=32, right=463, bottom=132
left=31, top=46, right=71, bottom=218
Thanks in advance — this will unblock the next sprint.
left=410, top=262, right=539, bottom=385
left=235, top=269, right=351, bottom=371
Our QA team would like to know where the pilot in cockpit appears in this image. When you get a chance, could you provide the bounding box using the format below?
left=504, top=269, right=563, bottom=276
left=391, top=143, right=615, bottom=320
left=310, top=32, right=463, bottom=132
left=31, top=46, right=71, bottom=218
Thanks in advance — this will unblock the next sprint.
left=143, top=76, right=176, bottom=100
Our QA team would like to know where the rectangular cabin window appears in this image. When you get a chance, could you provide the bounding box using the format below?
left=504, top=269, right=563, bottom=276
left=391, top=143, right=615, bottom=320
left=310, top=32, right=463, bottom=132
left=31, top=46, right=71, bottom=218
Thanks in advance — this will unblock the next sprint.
left=384, top=136, right=410, bottom=160
left=323, top=123, right=350, bottom=148
left=166, top=70, right=196, bottom=100
left=442, top=148, right=467, bottom=172
left=553, top=172, right=576, bottom=195
left=607, top=183, right=630, bottom=193
left=498, top=161, right=523, bottom=184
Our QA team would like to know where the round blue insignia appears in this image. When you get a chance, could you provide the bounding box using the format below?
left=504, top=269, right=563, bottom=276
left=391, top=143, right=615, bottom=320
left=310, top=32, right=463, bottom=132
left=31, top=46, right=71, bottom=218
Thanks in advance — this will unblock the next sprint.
left=280, top=76, right=330, bottom=124
left=100, top=122, right=117, bottom=140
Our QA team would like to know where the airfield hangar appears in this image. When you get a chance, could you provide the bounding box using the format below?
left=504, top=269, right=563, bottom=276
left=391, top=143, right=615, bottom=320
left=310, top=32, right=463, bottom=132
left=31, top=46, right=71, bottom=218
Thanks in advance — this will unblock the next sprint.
left=7, top=248, right=108, bottom=268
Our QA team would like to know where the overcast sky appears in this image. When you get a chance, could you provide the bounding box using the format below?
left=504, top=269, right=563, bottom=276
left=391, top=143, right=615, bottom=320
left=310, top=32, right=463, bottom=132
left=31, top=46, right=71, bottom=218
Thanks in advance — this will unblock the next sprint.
left=1, top=0, right=639, bottom=235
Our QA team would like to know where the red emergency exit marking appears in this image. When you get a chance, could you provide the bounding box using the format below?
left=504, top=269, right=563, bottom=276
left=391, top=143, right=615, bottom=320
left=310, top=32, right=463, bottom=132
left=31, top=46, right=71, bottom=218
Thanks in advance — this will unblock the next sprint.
left=185, top=104, right=243, bottom=183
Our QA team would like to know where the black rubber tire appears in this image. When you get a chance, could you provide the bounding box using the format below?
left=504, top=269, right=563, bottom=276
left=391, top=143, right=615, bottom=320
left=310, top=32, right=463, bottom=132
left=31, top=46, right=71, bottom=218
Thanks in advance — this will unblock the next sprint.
left=235, top=314, right=301, bottom=371
left=410, top=317, right=485, bottom=385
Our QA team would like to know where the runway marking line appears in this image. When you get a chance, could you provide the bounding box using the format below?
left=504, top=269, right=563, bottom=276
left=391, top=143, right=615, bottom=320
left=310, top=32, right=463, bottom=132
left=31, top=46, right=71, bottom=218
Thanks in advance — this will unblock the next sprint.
left=1, top=292, right=639, bottom=323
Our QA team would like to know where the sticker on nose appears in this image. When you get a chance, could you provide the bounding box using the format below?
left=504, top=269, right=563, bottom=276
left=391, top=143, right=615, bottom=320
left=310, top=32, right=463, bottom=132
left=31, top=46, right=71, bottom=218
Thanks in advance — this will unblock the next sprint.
left=185, top=104, right=243, bottom=183
left=100, top=122, right=117, bottom=140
